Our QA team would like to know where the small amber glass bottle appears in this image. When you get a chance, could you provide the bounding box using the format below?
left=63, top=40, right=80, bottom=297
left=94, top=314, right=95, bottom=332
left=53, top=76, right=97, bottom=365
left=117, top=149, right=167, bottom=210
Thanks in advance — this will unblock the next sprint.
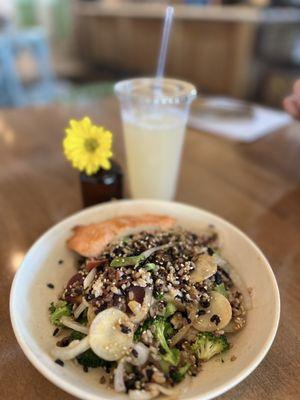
left=80, top=160, right=123, bottom=207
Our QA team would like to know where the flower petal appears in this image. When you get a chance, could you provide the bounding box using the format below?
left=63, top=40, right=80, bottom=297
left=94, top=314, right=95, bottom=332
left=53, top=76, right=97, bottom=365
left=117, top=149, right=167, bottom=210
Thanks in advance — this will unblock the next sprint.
left=63, top=117, right=114, bottom=175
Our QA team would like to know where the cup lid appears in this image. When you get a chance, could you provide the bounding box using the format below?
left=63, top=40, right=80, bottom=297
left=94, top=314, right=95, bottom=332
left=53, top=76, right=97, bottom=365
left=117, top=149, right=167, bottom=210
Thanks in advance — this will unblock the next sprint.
left=114, top=77, right=197, bottom=105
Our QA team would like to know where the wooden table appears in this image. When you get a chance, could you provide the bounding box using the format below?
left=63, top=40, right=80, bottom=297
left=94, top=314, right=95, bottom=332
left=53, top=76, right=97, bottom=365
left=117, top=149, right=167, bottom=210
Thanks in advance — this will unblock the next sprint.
left=1, top=97, right=300, bottom=399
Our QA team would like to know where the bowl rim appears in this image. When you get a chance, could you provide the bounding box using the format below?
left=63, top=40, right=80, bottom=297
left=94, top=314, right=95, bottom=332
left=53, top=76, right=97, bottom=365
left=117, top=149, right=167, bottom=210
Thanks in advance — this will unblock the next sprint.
left=10, top=199, right=280, bottom=400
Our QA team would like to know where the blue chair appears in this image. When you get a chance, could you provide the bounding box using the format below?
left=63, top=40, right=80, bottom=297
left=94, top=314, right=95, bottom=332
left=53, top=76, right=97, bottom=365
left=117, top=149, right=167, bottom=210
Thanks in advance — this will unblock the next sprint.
left=0, top=28, right=56, bottom=107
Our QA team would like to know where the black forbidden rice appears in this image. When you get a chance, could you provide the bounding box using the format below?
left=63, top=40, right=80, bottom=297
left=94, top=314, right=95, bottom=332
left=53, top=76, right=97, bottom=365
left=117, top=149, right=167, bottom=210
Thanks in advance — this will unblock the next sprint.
left=47, top=283, right=55, bottom=289
left=55, top=359, right=64, bottom=367
left=61, top=229, right=220, bottom=314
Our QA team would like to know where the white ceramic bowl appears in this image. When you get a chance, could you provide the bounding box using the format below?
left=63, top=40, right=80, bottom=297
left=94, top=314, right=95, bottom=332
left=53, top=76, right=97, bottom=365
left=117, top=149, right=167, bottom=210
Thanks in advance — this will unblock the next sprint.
left=10, top=200, right=280, bottom=400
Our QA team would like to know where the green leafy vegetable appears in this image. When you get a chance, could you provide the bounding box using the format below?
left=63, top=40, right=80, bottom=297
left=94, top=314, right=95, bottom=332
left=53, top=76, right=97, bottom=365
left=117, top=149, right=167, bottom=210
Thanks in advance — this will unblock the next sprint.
left=144, top=263, right=158, bottom=272
left=134, top=318, right=153, bottom=341
left=110, top=255, right=144, bottom=268
left=77, top=349, right=115, bottom=369
left=49, top=300, right=72, bottom=326
left=214, top=283, right=229, bottom=298
left=152, top=316, right=179, bottom=366
left=76, top=308, right=88, bottom=325
left=192, top=332, right=229, bottom=362
left=164, top=302, right=176, bottom=319
left=169, top=363, right=191, bottom=383
left=69, top=330, right=86, bottom=341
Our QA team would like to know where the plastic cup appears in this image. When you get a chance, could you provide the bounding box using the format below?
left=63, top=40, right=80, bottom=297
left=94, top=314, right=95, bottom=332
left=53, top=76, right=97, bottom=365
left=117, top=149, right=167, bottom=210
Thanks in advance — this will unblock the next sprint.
left=115, top=77, right=197, bottom=200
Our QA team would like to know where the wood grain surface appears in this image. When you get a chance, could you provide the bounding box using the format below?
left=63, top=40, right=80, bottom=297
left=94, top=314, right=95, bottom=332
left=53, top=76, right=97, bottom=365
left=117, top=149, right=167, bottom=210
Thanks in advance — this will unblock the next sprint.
left=1, top=97, right=299, bottom=399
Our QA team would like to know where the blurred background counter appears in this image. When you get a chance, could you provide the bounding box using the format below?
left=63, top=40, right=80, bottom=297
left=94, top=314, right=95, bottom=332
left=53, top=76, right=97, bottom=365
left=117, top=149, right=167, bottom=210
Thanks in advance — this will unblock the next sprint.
left=73, top=2, right=300, bottom=107
left=1, top=1, right=300, bottom=108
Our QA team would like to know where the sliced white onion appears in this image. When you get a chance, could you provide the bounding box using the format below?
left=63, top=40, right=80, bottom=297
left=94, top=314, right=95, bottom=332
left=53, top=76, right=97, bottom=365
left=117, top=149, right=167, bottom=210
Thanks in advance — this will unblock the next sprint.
left=83, top=268, right=97, bottom=289
left=74, top=299, right=89, bottom=320
left=169, top=324, right=191, bottom=347
left=87, top=305, right=96, bottom=325
left=114, top=359, right=126, bottom=393
left=131, top=287, right=152, bottom=324
left=60, top=316, right=89, bottom=335
left=129, top=388, right=159, bottom=400
left=149, top=384, right=176, bottom=396
left=130, top=342, right=149, bottom=366
left=51, top=336, right=90, bottom=360
left=141, top=244, right=170, bottom=260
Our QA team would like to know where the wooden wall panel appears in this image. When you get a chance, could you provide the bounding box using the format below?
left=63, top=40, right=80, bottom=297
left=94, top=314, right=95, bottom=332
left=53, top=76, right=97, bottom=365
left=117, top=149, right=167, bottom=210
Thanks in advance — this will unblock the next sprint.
left=74, top=15, right=257, bottom=98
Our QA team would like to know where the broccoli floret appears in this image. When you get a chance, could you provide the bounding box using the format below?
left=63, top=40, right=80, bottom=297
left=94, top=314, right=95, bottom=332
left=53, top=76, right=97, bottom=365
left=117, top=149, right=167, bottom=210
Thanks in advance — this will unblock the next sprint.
left=214, top=283, right=229, bottom=298
left=152, top=316, right=179, bottom=366
left=152, top=316, right=172, bottom=350
left=134, top=317, right=178, bottom=365
left=163, top=320, right=175, bottom=338
left=169, top=363, right=191, bottom=383
left=164, top=302, right=176, bottom=319
left=134, top=316, right=174, bottom=340
left=192, top=332, right=230, bottom=362
left=159, top=359, right=170, bottom=375
left=162, top=348, right=180, bottom=366
left=49, top=300, right=72, bottom=326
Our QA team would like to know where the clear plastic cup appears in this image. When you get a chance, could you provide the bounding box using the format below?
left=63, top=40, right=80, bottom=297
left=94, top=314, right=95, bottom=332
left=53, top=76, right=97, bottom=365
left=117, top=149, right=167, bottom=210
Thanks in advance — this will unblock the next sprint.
left=114, top=78, right=197, bottom=200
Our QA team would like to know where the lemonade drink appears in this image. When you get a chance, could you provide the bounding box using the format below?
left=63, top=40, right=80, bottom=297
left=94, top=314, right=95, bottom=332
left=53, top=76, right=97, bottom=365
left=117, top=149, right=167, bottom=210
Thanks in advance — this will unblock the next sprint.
left=122, top=109, right=186, bottom=199
left=115, top=78, right=196, bottom=200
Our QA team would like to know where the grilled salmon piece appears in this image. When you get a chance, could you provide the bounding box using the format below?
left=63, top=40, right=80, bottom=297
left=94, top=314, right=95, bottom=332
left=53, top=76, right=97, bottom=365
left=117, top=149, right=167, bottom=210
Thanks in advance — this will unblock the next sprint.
left=67, top=214, right=176, bottom=257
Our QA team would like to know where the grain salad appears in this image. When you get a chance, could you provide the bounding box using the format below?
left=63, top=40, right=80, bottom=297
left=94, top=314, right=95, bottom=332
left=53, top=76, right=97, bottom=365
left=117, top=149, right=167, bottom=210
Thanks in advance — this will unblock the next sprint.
left=49, top=215, right=248, bottom=399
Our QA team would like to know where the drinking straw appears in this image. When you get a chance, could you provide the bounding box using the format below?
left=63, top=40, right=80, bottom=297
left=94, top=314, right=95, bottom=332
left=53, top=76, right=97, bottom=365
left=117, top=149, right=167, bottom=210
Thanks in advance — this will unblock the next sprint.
left=156, top=6, right=174, bottom=78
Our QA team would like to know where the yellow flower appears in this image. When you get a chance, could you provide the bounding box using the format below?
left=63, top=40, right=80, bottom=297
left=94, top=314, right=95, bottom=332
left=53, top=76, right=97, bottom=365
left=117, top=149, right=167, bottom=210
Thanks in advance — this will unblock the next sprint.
left=63, top=117, right=113, bottom=175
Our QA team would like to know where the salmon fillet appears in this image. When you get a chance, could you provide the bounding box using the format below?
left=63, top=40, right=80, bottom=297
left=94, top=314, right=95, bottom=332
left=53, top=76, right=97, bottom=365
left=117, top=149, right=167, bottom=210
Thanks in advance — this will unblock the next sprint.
left=67, top=214, right=176, bottom=258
